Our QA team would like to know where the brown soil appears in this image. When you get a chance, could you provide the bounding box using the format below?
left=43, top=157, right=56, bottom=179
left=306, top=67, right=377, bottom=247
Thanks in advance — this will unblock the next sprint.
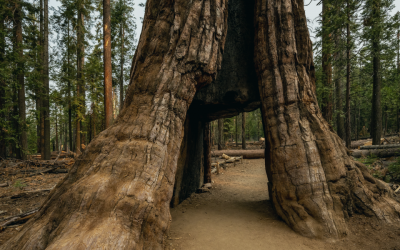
left=166, top=159, right=400, bottom=250
left=0, top=158, right=399, bottom=249
left=0, top=160, right=70, bottom=245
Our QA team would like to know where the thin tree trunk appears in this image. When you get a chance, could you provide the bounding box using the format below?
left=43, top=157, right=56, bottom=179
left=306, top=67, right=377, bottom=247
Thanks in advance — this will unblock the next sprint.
left=345, top=1, right=351, bottom=147
left=321, top=0, right=332, bottom=123
left=67, top=20, right=73, bottom=152
left=76, top=5, right=84, bottom=154
left=42, top=0, right=50, bottom=159
left=15, top=1, right=27, bottom=159
left=254, top=0, right=400, bottom=239
left=335, top=63, right=345, bottom=140
left=371, top=1, right=382, bottom=145
left=204, top=122, right=211, bottom=184
left=39, top=0, right=45, bottom=158
left=0, top=18, right=5, bottom=158
left=218, top=118, right=223, bottom=150
left=1, top=1, right=228, bottom=248
left=242, top=112, right=246, bottom=149
left=119, top=0, right=125, bottom=112
left=104, top=0, right=112, bottom=128
left=235, top=116, right=238, bottom=146
left=56, top=109, right=59, bottom=151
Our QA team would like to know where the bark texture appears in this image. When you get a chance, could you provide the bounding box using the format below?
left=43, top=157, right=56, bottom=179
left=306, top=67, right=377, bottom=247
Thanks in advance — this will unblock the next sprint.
left=254, top=0, right=400, bottom=239
left=1, top=0, right=227, bottom=249
left=104, top=0, right=113, bottom=128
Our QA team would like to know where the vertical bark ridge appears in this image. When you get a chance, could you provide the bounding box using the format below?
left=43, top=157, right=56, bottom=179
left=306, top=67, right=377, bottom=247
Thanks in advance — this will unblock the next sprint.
left=255, top=0, right=400, bottom=239
left=1, top=1, right=227, bottom=249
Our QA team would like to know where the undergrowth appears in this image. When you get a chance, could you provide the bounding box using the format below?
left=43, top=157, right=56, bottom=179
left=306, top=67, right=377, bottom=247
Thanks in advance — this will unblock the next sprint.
left=388, top=158, right=400, bottom=182
left=13, top=179, right=26, bottom=189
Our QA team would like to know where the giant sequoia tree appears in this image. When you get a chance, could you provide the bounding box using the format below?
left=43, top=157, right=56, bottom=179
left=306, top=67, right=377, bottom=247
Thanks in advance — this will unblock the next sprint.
left=2, top=0, right=400, bottom=249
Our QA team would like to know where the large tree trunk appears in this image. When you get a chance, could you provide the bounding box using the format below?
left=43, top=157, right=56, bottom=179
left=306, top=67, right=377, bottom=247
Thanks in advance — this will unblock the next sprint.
left=254, top=0, right=400, bottom=239
left=1, top=0, right=227, bottom=249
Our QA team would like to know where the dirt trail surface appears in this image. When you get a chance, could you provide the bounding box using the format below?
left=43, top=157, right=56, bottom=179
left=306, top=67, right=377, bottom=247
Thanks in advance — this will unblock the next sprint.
left=166, top=159, right=400, bottom=250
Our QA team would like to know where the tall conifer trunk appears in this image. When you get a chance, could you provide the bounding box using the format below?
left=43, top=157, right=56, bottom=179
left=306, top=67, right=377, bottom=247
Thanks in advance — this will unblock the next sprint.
left=16, top=0, right=27, bottom=159
left=0, top=18, right=5, bottom=158
left=321, top=0, right=332, bottom=123
left=370, top=0, right=382, bottom=145
left=104, top=0, right=112, bottom=128
left=76, top=3, right=84, bottom=154
left=43, top=0, right=51, bottom=159
left=241, top=112, right=246, bottom=149
left=218, top=118, right=224, bottom=150
left=345, top=0, right=351, bottom=147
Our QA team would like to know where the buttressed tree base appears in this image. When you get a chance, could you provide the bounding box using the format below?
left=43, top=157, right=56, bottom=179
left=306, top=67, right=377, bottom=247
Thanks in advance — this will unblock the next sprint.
left=2, top=0, right=400, bottom=249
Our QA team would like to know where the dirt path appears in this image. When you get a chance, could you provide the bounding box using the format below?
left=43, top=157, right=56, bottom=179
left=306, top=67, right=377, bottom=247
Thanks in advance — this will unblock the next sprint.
left=166, top=159, right=400, bottom=250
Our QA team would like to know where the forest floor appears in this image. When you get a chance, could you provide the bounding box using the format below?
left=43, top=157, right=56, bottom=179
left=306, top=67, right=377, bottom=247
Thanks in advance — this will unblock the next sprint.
left=0, top=156, right=399, bottom=249
left=0, top=158, right=72, bottom=245
left=166, top=158, right=400, bottom=250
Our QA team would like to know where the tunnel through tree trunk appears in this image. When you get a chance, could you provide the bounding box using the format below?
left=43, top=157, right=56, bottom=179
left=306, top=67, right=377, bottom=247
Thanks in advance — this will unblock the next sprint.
left=254, top=0, right=400, bottom=239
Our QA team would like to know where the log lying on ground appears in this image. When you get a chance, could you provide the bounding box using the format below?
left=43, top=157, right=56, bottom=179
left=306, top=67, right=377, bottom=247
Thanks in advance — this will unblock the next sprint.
left=212, top=150, right=264, bottom=159
left=360, top=144, right=400, bottom=150
left=352, top=148, right=400, bottom=158
left=350, top=140, right=371, bottom=149
left=0, top=208, right=39, bottom=230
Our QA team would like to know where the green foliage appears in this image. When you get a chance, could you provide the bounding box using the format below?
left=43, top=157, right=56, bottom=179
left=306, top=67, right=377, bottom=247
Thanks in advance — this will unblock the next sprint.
left=13, top=179, right=26, bottom=189
left=388, top=157, right=400, bottom=181
left=357, top=154, right=378, bottom=166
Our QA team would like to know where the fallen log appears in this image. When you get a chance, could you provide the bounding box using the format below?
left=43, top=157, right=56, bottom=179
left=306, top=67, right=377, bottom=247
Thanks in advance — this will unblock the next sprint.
left=10, top=188, right=53, bottom=199
left=0, top=208, right=39, bottom=230
left=350, top=140, right=371, bottom=149
left=212, top=150, right=264, bottom=159
left=360, top=144, right=400, bottom=150
left=352, top=148, right=400, bottom=158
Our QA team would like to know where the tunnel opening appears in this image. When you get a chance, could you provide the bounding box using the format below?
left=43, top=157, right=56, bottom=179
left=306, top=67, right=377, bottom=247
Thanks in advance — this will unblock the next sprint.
left=170, top=0, right=269, bottom=208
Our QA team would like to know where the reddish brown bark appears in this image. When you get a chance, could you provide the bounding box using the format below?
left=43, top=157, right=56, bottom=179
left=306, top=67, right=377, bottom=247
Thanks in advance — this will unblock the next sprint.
left=254, top=0, right=400, bottom=239
left=104, top=0, right=112, bottom=129
left=1, top=0, right=227, bottom=248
